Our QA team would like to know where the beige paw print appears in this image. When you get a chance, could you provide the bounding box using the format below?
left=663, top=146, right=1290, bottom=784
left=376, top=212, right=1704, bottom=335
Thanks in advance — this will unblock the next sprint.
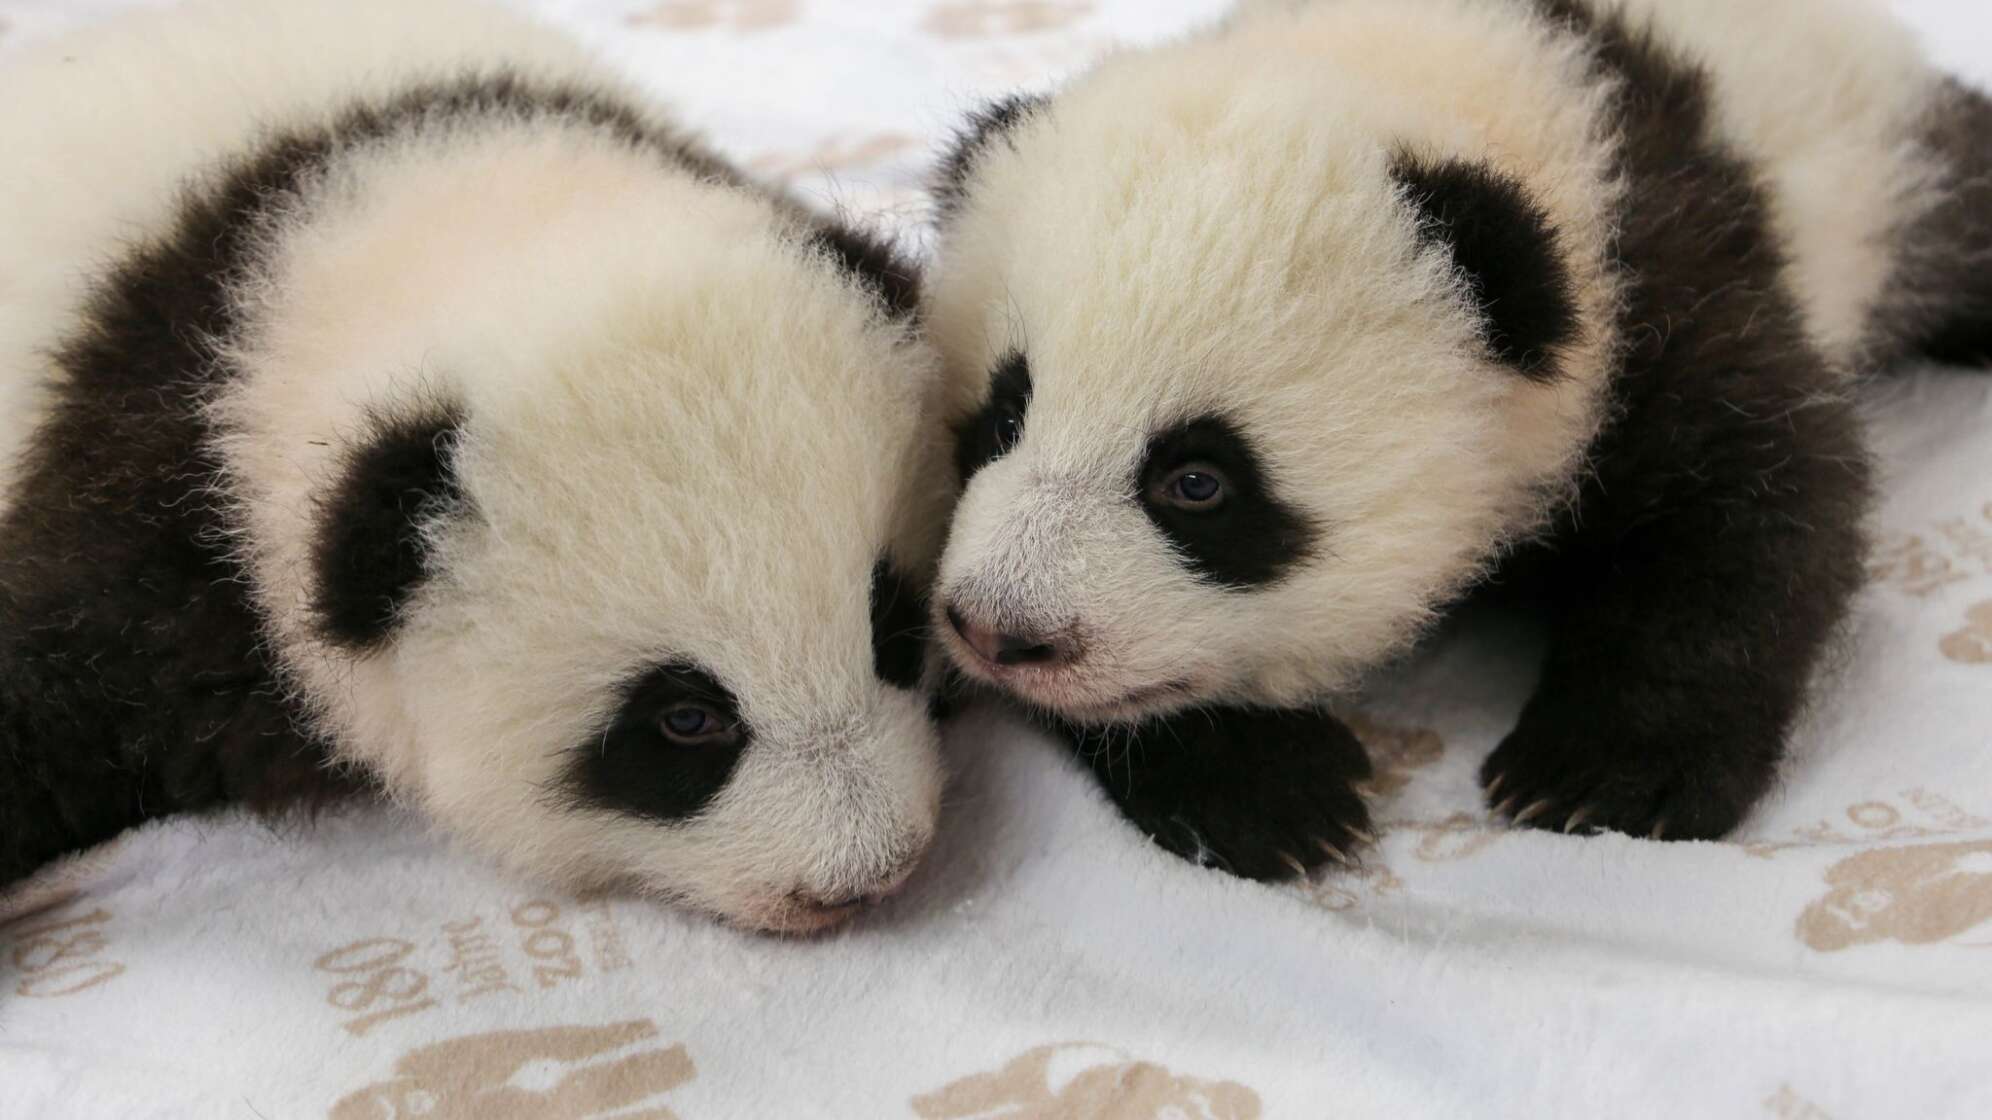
left=1796, top=839, right=1992, bottom=952
left=1343, top=712, right=1444, bottom=798
left=1411, top=812, right=1504, bottom=864
left=330, top=1020, right=694, bottom=1119
left=1764, top=1083, right=1839, bottom=1120
left=913, top=1043, right=1260, bottom=1120
left=627, top=0, right=799, bottom=33
left=1305, top=861, right=1404, bottom=913
left=1940, top=600, right=1992, bottom=664
left=923, top=1, right=1093, bottom=39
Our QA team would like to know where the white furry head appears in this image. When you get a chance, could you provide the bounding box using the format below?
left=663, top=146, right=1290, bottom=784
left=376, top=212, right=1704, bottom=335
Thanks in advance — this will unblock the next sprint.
left=925, top=0, right=1622, bottom=722
left=202, top=97, right=952, bottom=932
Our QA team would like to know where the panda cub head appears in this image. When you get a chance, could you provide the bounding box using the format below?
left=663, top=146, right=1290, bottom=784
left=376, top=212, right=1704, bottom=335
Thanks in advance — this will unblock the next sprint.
left=212, top=117, right=952, bottom=933
left=924, top=17, right=1620, bottom=723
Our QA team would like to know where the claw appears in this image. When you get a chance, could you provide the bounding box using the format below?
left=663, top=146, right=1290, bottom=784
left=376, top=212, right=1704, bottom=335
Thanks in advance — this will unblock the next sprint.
left=1513, top=799, right=1553, bottom=826
left=1493, top=795, right=1521, bottom=820
left=1278, top=851, right=1309, bottom=879
left=1649, top=816, right=1670, bottom=841
left=1486, top=772, right=1506, bottom=802
left=1563, top=807, right=1594, bottom=834
left=1347, top=826, right=1379, bottom=849
left=1318, top=838, right=1350, bottom=866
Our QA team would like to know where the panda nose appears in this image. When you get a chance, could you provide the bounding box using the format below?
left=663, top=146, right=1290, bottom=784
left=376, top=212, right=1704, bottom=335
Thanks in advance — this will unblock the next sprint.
left=945, top=606, right=1074, bottom=668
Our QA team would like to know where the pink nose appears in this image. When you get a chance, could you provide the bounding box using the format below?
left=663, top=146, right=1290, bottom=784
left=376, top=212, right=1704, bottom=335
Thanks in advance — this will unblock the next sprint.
left=945, top=606, right=1075, bottom=669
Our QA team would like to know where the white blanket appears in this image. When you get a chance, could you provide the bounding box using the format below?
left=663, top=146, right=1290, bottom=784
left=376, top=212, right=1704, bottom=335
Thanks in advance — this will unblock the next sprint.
left=3, top=2, right=1991, bottom=1117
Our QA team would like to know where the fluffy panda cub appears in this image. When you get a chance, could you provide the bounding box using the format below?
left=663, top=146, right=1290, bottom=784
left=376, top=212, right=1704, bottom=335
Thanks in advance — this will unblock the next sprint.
left=0, top=0, right=954, bottom=934
left=927, top=0, right=1992, bottom=879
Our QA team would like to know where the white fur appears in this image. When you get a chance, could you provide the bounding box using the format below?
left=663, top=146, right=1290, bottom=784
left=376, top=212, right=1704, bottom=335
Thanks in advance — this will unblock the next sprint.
left=0, top=0, right=954, bottom=932
left=1599, top=0, right=1940, bottom=366
left=927, top=0, right=1951, bottom=720
left=929, top=0, right=1622, bottom=716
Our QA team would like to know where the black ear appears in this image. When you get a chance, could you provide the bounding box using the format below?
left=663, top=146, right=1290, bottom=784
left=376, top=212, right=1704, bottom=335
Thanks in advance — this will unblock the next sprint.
left=311, top=401, right=468, bottom=652
left=1390, top=153, right=1578, bottom=380
left=807, top=221, right=922, bottom=321
left=934, top=93, right=1051, bottom=223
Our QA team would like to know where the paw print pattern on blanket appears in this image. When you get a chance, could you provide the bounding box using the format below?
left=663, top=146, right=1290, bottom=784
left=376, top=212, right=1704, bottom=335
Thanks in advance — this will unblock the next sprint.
left=1408, top=813, right=1505, bottom=864
left=911, top=1043, right=1260, bottom=1120
left=1797, top=840, right=1992, bottom=952
left=626, top=0, right=798, bottom=33
left=1868, top=500, right=1992, bottom=599
left=1304, top=861, right=1405, bottom=913
left=1343, top=712, right=1444, bottom=799
left=922, top=1, right=1092, bottom=39
left=1940, top=600, right=1992, bottom=664
left=1763, top=1083, right=1840, bottom=1120
left=328, top=1020, right=694, bottom=1120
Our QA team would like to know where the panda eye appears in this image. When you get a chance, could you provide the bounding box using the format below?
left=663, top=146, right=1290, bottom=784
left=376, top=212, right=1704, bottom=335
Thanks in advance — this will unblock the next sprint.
left=659, top=704, right=735, bottom=745
left=1153, top=463, right=1229, bottom=512
left=991, top=405, right=1024, bottom=455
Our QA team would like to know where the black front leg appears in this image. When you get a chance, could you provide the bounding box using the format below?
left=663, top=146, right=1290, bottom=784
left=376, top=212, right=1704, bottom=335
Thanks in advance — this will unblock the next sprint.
left=1482, top=20, right=1880, bottom=840
left=1482, top=387, right=1872, bottom=841
left=1054, top=706, right=1374, bottom=881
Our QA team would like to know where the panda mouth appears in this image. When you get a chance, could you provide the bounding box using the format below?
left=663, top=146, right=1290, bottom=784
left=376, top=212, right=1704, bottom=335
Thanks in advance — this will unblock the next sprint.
left=1050, top=681, right=1195, bottom=723
left=998, top=673, right=1196, bottom=724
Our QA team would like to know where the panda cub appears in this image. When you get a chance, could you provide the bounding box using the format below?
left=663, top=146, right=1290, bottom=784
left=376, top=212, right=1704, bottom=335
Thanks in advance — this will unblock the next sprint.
left=927, top=0, right=1992, bottom=879
left=0, top=0, right=954, bottom=934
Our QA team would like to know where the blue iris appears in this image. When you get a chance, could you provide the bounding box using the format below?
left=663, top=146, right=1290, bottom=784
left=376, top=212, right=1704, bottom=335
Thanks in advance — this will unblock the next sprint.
left=662, top=706, right=715, bottom=738
left=1175, top=471, right=1222, bottom=504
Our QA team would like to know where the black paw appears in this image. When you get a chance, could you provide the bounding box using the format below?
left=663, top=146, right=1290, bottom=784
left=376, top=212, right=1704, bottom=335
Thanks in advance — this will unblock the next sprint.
left=1060, top=706, right=1375, bottom=882
left=1480, top=691, right=1780, bottom=841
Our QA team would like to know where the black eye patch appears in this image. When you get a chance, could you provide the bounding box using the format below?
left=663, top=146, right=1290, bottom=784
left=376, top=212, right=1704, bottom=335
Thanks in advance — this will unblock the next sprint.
left=562, top=663, right=749, bottom=823
left=951, top=349, right=1033, bottom=484
left=1138, top=416, right=1320, bottom=588
left=870, top=558, right=929, bottom=690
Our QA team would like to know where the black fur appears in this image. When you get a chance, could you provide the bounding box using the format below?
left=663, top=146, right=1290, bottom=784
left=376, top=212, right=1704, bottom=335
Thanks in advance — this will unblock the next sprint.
left=934, top=94, right=1052, bottom=222
left=952, top=349, right=1033, bottom=483
left=1480, top=1, right=1874, bottom=839
left=1062, top=705, right=1373, bottom=881
left=805, top=223, right=922, bottom=321
left=1139, top=416, right=1320, bottom=589
left=0, top=74, right=736, bottom=888
left=312, top=404, right=466, bottom=652
left=870, top=559, right=929, bottom=690
left=1391, top=154, right=1579, bottom=379
left=562, top=664, right=748, bottom=823
left=1878, top=78, right=1992, bottom=366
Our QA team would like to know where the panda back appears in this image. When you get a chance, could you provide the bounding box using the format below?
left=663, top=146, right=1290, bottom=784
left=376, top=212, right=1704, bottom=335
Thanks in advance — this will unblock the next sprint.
left=1574, top=0, right=1943, bottom=366
left=0, top=0, right=608, bottom=501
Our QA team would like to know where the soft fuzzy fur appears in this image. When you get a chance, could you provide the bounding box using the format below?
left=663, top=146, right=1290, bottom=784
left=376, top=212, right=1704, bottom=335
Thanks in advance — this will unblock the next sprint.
left=0, top=0, right=957, bottom=934
left=925, top=0, right=1992, bottom=878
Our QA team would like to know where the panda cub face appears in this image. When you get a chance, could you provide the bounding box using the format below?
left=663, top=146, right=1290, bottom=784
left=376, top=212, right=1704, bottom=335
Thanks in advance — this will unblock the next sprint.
left=926, top=45, right=1609, bottom=723
left=216, top=140, right=950, bottom=933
